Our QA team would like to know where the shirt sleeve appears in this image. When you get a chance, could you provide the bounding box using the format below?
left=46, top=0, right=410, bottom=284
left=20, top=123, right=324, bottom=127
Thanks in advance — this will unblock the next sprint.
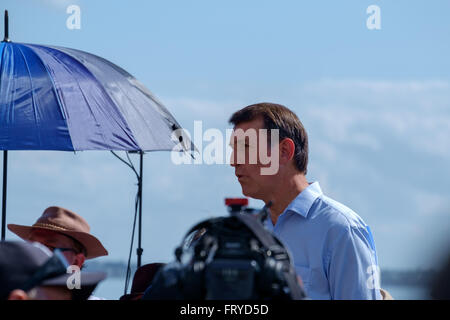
left=327, top=225, right=382, bottom=300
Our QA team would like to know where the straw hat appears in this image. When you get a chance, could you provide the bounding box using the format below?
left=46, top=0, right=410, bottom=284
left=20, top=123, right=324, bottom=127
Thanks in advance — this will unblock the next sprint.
left=8, top=206, right=108, bottom=259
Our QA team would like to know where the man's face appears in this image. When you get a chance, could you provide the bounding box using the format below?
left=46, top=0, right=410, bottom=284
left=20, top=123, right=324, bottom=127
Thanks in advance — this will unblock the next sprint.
left=230, top=117, right=278, bottom=200
left=27, top=229, right=82, bottom=265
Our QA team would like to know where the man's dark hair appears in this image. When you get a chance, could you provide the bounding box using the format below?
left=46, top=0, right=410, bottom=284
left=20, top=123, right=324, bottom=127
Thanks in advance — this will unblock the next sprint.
left=229, top=102, right=308, bottom=174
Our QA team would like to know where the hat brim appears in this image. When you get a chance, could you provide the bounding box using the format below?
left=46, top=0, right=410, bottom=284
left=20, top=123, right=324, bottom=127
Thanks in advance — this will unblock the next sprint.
left=8, top=224, right=108, bottom=259
left=42, top=271, right=106, bottom=300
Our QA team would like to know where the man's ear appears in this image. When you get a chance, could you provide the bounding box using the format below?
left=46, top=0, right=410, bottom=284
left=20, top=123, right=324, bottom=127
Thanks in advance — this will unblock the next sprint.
left=279, top=138, right=295, bottom=165
left=8, top=289, right=29, bottom=300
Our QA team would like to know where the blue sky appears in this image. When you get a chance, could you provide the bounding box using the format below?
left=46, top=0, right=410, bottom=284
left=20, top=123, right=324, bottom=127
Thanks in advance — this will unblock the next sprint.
left=1, top=0, right=450, bottom=274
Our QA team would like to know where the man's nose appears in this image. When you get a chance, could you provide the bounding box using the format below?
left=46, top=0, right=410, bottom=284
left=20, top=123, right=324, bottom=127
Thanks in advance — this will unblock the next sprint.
left=230, top=151, right=236, bottom=167
left=230, top=151, right=242, bottom=167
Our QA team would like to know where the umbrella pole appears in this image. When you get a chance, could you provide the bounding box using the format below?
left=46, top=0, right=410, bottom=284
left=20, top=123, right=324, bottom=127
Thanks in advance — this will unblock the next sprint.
left=3, top=10, right=10, bottom=42
left=1, top=11, right=10, bottom=241
left=1, top=151, right=7, bottom=241
left=137, top=151, right=143, bottom=268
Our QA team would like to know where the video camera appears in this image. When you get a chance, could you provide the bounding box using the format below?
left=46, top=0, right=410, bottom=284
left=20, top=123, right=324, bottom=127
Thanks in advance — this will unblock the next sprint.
left=142, top=199, right=307, bottom=300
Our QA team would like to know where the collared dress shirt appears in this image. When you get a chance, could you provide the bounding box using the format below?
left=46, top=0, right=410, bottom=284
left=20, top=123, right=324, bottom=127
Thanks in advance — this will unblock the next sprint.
left=265, top=182, right=382, bottom=300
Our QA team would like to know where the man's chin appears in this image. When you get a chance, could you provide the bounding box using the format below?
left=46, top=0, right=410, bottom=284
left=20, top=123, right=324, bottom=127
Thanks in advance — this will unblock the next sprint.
left=241, top=187, right=262, bottom=200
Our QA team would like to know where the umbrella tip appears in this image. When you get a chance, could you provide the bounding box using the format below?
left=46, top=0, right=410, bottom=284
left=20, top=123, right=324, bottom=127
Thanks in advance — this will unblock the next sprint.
left=2, top=10, right=10, bottom=43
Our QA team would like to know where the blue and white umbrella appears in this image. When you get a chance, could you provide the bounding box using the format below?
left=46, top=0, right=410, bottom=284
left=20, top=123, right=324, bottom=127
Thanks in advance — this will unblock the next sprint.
left=0, top=11, right=193, bottom=273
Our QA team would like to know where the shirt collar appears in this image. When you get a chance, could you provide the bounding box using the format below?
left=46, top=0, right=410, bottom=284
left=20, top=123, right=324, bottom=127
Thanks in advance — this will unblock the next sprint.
left=283, top=181, right=323, bottom=218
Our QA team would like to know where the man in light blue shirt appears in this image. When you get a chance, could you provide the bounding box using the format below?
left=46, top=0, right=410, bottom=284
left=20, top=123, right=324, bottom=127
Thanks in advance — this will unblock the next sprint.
left=229, top=103, right=381, bottom=300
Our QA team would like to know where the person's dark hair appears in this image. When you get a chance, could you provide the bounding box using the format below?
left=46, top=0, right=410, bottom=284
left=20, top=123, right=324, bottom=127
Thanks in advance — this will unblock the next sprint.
left=229, top=102, right=308, bottom=174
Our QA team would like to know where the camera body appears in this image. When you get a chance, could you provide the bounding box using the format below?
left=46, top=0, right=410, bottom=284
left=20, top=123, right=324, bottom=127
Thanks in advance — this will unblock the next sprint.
left=143, top=201, right=307, bottom=300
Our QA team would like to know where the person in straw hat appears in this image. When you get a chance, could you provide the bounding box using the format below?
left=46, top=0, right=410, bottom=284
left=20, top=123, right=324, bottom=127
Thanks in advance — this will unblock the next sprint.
left=8, top=206, right=108, bottom=270
left=0, top=241, right=106, bottom=300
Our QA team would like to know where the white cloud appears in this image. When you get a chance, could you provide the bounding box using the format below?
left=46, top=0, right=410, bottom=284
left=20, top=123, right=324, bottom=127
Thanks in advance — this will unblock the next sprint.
left=162, top=97, right=241, bottom=123
left=302, top=79, right=450, bottom=95
left=10, top=151, right=131, bottom=193
left=300, top=79, right=450, bottom=159
left=412, top=191, right=450, bottom=218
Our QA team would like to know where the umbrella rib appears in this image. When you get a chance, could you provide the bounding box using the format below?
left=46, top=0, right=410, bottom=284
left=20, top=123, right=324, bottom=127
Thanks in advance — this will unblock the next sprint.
left=16, top=46, right=40, bottom=128
left=67, top=47, right=176, bottom=126
left=80, top=72, right=143, bottom=150
left=110, top=150, right=139, bottom=179
left=0, top=44, right=17, bottom=127
left=20, top=43, right=76, bottom=150
left=47, top=52, right=110, bottom=149
left=50, top=46, right=164, bottom=150
left=109, top=149, right=141, bottom=295
left=22, top=44, right=69, bottom=121
left=43, top=45, right=197, bottom=153
left=0, top=43, right=6, bottom=135
left=0, top=42, right=6, bottom=102
left=40, top=45, right=143, bottom=150
left=9, top=46, right=17, bottom=127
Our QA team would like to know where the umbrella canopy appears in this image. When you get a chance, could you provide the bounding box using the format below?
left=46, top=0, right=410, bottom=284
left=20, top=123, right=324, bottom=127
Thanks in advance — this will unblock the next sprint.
left=0, top=41, right=188, bottom=152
